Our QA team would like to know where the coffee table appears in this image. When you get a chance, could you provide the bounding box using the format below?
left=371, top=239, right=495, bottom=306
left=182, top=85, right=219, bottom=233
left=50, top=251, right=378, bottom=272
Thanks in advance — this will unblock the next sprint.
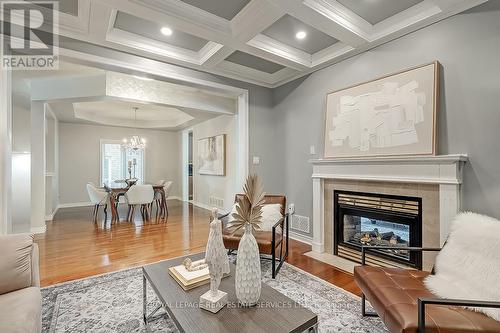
left=143, top=253, right=318, bottom=332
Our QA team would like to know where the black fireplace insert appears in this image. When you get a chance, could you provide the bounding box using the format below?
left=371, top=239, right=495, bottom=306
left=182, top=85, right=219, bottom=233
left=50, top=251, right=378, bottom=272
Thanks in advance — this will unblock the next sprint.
left=334, top=190, right=422, bottom=268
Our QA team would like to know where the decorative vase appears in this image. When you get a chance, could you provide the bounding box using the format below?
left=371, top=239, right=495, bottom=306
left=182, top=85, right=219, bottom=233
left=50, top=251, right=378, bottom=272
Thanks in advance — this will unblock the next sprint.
left=235, top=223, right=261, bottom=306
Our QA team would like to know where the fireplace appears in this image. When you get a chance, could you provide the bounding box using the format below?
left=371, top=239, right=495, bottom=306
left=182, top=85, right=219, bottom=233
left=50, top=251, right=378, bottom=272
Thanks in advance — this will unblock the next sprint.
left=334, top=190, right=422, bottom=269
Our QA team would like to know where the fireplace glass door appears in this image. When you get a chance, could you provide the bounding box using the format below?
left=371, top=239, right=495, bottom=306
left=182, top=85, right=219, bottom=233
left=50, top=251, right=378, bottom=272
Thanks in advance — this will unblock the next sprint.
left=334, top=191, right=422, bottom=268
left=342, top=213, right=411, bottom=261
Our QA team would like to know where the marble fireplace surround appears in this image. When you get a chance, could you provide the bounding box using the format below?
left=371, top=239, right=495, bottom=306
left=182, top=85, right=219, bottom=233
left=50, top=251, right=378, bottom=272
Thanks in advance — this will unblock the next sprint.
left=308, top=154, right=468, bottom=271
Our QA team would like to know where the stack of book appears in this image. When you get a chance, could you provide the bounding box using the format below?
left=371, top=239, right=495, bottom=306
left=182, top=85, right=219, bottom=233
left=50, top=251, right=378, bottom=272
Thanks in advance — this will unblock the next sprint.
left=168, top=261, right=211, bottom=290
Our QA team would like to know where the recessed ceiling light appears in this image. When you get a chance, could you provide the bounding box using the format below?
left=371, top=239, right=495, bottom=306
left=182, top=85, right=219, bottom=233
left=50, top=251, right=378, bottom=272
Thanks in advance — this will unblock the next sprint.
left=160, top=27, right=173, bottom=36
left=295, top=31, right=307, bottom=40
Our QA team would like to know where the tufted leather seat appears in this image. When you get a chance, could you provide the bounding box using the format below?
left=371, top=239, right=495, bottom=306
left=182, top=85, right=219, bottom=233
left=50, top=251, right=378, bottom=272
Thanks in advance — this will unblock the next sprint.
left=354, top=266, right=500, bottom=333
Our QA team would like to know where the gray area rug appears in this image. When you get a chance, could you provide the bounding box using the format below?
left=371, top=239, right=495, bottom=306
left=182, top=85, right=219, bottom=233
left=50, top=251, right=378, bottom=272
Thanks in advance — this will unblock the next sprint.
left=42, top=259, right=387, bottom=332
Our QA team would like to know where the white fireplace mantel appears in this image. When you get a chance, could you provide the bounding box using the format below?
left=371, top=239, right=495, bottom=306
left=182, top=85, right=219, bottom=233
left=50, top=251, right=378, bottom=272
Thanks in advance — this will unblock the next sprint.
left=309, top=154, right=468, bottom=253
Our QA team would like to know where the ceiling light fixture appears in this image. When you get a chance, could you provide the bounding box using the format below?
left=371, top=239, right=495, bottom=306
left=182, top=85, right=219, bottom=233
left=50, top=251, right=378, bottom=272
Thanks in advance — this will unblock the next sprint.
left=122, top=107, right=146, bottom=151
left=295, top=31, right=307, bottom=40
left=160, top=27, right=173, bottom=36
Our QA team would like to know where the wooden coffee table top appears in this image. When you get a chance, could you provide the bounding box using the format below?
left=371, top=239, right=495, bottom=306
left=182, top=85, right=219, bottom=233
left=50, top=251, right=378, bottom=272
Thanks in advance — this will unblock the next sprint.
left=143, top=253, right=317, bottom=333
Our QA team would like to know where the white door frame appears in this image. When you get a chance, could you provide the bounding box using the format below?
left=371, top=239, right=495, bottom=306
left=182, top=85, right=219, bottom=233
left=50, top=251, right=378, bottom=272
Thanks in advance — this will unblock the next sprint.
left=181, top=129, right=192, bottom=202
left=0, top=69, right=12, bottom=235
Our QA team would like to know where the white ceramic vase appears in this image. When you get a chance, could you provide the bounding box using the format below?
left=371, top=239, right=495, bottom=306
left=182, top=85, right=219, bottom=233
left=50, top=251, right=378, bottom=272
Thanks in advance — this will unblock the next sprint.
left=235, top=223, right=261, bottom=306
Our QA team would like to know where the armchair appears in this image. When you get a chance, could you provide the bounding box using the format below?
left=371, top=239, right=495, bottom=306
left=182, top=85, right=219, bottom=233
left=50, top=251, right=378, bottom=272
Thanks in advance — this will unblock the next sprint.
left=220, top=194, right=289, bottom=279
left=355, top=246, right=500, bottom=333
left=0, top=234, right=42, bottom=333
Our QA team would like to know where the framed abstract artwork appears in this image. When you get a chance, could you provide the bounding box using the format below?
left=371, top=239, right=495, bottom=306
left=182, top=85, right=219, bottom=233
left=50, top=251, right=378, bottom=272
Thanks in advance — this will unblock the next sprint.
left=323, top=62, right=439, bottom=159
left=197, top=134, right=226, bottom=176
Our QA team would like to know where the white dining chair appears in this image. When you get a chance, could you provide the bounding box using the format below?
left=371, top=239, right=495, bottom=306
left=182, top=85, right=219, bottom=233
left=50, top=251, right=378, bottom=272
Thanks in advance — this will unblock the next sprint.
left=125, top=184, right=154, bottom=221
left=86, top=183, right=109, bottom=222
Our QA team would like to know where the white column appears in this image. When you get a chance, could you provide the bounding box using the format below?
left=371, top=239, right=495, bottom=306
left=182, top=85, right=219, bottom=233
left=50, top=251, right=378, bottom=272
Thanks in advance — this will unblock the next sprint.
left=312, top=177, right=324, bottom=252
left=30, top=101, right=46, bottom=234
left=439, top=183, right=461, bottom=245
left=0, top=69, right=12, bottom=235
left=236, top=92, right=249, bottom=190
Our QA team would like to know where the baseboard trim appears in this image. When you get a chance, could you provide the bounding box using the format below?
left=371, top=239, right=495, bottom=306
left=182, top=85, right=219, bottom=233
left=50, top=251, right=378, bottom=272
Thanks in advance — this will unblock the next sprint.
left=45, top=206, right=59, bottom=221
left=289, top=231, right=313, bottom=245
left=189, top=200, right=229, bottom=214
left=57, top=202, right=94, bottom=209
left=30, top=225, right=47, bottom=234
left=189, top=200, right=212, bottom=211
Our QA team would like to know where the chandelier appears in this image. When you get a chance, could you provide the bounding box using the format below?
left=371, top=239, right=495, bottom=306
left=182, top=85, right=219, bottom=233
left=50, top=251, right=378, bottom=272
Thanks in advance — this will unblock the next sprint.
left=122, top=107, right=146, bottom=151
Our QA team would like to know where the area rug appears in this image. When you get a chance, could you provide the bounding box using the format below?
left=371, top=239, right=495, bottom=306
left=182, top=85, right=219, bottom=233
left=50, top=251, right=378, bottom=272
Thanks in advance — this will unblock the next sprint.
left=42, top=259, right=387, bottom=332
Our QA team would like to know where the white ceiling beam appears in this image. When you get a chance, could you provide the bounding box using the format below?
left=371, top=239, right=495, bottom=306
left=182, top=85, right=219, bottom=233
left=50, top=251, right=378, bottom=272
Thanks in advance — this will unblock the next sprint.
left=247, top=34, right=312, bottom=68
left=201, top=45, right=236, bottom=68
left=230, top=0, right=285, bottom=42
left=30, top=73, right=237, bottom=114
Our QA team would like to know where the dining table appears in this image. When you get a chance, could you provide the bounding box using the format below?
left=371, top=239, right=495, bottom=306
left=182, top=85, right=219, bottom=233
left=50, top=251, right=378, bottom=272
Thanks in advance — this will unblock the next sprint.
left=102, top=183, right=167, bottom=221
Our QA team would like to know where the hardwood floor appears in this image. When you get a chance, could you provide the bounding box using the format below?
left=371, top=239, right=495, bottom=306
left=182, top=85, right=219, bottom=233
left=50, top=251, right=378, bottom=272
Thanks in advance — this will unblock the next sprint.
left=35, top=200, right=360, bottom=296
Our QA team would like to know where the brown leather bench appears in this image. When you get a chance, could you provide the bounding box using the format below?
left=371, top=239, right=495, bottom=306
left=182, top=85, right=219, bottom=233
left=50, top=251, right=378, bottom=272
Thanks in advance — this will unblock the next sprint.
left=221, top=194, right=289, bottom=279
left=354, top=247, right=500, bottom=333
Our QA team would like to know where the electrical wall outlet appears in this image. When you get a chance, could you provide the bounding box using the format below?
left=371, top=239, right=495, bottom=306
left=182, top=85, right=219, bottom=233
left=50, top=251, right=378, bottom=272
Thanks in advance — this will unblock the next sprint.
left=252, top=156, right=260, bottom=165
left=288, top=203, right=295, bottom=215
left=310, top=145, right=316, bottom=155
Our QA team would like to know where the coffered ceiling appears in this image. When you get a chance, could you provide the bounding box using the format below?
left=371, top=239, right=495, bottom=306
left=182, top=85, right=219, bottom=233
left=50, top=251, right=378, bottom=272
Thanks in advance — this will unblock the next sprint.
left=14, top=0, right=488, bottom=87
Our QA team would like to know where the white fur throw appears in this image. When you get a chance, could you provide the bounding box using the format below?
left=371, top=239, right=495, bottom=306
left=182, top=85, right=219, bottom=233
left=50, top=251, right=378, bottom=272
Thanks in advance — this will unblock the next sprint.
left=425, top=212, right=500, bottom=321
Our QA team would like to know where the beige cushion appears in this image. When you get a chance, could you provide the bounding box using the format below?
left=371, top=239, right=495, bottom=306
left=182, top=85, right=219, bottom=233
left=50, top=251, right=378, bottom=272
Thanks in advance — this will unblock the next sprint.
left=0, top=234, right=34, bottom=295
left=0, top=287, right=42, bottom=333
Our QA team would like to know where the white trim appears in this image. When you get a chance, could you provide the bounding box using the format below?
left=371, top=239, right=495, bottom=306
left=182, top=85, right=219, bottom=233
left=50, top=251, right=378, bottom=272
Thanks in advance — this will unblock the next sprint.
left=45, top=205, right=59, bottom=221
left=30, top=226, right=47, bottom=234
left=189, top=200, right=212, bottom=211
left=309, top=154, right=468, bottom=165
left=58, top=202, right=94, bottom=209
left=0, top=69, right=12, bottom=235
left=289, top=231, right=313, bottom=245
left=181, top=129, right=192, bottom=202
left=310, top=154, right=468, bottom=185
left=189, top=200, right=230, bottom=215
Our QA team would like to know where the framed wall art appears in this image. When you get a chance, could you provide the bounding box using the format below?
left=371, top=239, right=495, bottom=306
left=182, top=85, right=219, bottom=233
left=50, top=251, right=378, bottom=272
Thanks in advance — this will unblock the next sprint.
left=197, top=134, right=226, bottom=176
left=324, top=61, right=439, bottom=159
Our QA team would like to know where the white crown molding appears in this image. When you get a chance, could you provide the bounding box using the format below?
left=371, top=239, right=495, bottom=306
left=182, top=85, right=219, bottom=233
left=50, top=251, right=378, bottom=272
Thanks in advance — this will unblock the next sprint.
left=130, top=0, right=231, bottom=34
left=198, top=42, right=226, bottom=65
left=311, top=42, right=354, bottom=67
left=301, top=0, right=372, bottom=41
left=59, top=0, right=91, bottom=34
left=47, top=0, right=488, bottom=87
left=230, top=0, right=285, bottom=42
left=247, top=34, right=312, bottom=68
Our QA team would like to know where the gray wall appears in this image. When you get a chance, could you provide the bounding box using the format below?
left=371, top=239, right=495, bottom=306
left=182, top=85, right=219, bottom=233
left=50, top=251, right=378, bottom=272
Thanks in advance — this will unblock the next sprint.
left=58, top=123, right=181, bottom=204
left=272, top=1, right=500, bottom=234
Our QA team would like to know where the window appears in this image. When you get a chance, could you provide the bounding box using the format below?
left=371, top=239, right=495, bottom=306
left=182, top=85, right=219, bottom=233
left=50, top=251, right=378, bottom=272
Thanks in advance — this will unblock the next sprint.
left=100, top=140, right=145, bottom=185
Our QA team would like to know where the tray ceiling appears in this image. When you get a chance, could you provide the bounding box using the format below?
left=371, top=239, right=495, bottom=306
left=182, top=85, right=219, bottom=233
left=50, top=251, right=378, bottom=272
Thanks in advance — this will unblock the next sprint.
left=20, top=0, right=488, bottom=87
